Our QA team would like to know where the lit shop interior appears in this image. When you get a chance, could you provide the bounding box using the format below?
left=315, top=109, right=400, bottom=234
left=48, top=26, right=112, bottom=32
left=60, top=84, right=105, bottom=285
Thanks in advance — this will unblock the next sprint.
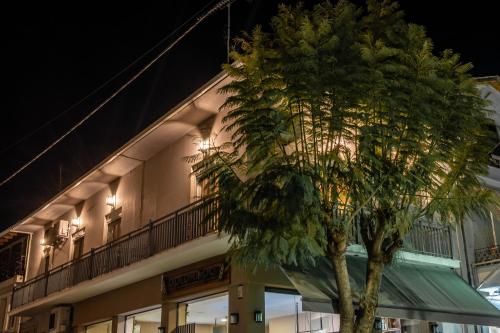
left=84, top=292, right=471, bottom=333
left=84, top=289, right=497, bottom=333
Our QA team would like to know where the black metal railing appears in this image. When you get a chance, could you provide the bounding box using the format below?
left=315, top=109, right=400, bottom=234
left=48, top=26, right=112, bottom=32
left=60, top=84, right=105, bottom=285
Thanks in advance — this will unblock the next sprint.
left=11, top=195, right=453, bottom=309
left=11, top=197, right=219, bottom=309
left=175, top=323, right=196, bottom=333
left=403, top=223, right=453, bottom=258
left=349, top=220, right=453, bottom=258
left=475, top=245, right=500, bottom=265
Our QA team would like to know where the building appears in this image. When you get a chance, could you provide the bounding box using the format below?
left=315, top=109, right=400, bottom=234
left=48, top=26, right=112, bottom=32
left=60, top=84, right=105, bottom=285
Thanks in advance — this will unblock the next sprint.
left=471, top=76, right=500, bottom=311
left=0, top=232, right=28, bottom=332
left=0, top=72, right=499, bottom=333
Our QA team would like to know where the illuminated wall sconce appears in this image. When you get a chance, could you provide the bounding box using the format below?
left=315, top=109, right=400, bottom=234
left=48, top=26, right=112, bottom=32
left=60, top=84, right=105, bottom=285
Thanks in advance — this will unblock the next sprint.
left=40, top=239, right=46, bottom=246
left=106, top=195, right=117, bottom=208
left=71, top=217, right=81, bottom=228
left=157, top=327, right=165, bottom=333
left=199, top=138, right=210, bottom=152
left=229, top=313, right=239, bottom=325
left=254, top=310, right=263, bottom=323
left=237, top=284, right=244, bottom=299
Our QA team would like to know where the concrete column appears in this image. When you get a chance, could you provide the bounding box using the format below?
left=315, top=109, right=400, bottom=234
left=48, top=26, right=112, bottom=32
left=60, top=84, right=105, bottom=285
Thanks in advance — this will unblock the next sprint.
left=228, top=269, right=265, bottom=333
left=161, top=301, right=180, bottom=333
left=111, top=315, right=125, bottom=333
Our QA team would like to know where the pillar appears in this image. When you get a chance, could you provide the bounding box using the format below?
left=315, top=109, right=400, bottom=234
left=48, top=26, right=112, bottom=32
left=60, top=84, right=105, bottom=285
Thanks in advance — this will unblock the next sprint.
left=111, top=315, right=125, bottom=333
left=161, top=301, right=188, bottom=333
left=228, top=267, right=265, bottom=333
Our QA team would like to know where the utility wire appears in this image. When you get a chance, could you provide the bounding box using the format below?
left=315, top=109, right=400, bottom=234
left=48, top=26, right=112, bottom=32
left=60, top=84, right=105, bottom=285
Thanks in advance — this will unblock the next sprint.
left=0, top=0, right=235, bottom=188
left=0, top=0, right=225, bottom=156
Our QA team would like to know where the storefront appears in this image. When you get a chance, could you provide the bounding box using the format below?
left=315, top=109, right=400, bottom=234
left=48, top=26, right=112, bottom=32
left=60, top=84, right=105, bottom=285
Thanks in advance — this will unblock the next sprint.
left=70, top=254, right=499, bottom=333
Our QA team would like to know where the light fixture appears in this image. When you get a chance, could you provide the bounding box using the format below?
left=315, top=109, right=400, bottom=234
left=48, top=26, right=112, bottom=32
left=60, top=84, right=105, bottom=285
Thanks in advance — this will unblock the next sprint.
left=254, top=310, right=263, bottom=323
left=229, top=313, right=239, bottom=325
left=106, top=195, right=117, bottom=208
left=71, top=217, right=81, bottom=228
left=40, top=239, right=46, bottom=246
left=199, top=138, right=210, bottom=152
left=237, top=284, right=244, bottom=299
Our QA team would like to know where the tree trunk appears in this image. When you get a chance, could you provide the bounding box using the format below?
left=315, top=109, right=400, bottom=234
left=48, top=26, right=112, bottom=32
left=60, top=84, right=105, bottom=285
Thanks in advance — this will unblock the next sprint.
left=330, top=250, right=355, bottom=333
left=355, top=258, right=384, bottom=333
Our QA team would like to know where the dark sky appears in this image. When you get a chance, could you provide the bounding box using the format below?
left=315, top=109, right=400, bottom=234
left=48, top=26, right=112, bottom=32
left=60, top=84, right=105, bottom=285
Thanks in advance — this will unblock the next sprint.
left=1, top=0, right=499, bottom=230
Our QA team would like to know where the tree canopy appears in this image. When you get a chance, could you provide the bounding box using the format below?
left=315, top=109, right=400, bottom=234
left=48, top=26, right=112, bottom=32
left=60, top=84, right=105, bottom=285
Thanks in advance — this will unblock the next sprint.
left=188, top=1, right=498, bottom=332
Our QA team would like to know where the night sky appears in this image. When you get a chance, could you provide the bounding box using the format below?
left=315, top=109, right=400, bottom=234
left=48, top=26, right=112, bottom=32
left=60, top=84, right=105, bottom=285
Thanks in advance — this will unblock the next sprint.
left=1, top=0, right=499, bottom=230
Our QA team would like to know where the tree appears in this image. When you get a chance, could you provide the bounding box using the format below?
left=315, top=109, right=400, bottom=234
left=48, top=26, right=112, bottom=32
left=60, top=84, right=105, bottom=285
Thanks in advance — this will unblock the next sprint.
left=188, top=1, right=497, bottom=332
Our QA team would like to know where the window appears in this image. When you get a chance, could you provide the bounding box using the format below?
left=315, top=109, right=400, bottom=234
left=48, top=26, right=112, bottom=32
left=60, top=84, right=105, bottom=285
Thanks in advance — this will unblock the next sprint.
left=48, top=313, right=56, bottom=330
left=487, top=124, right=500, bottom=167
left=85, top=320, right=112, bottom=333
left=178, top=292, right=228, bottom=331
left=125, top=307, right=161, bottom=333
left=107, top=219, right=121, bottom=243
left=73, top=237, right=84, bottom=260
left=191, top=161, right=217, bottom=201
left=265, top=291, right=339, bottom=333
left=43, top=255, right=51, bottom=273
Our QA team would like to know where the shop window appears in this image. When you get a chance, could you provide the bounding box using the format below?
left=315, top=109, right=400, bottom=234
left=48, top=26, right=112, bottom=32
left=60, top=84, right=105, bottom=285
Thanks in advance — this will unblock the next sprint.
left=85, top=320, right=112, bottom=333
left=125, top=307, right=161, bottom=333
left=178, top=292, right=228, bottom=332
left=265, top=291, right=339, bottom=333
left=107, top=219, right=121, bottom=243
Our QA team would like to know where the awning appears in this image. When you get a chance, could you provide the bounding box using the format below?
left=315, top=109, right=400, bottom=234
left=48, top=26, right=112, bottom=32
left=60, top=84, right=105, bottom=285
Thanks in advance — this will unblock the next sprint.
left=282, top=255, right=500, bottom=327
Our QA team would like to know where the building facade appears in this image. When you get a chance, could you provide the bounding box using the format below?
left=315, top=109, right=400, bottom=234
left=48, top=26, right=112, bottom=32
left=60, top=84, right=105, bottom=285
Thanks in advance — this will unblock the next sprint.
left=1, top=73, right=499, bottom=333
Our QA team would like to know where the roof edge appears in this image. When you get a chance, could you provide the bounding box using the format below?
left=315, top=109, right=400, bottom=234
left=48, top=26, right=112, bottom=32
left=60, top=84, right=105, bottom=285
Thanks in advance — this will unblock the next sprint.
left=0, top=70, right=228, bottom=238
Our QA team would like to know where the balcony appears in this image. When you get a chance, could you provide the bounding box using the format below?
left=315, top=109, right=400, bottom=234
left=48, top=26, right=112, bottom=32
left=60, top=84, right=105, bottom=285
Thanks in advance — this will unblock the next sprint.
left=12, top=197, right=219, bottom=309
left=475, top=245, right=500, bottom=266
left=0, top=234, right=28, bottom=283
left=11, top=196, right=454, bottom=310
left=349, top=221, right=453, bottom=259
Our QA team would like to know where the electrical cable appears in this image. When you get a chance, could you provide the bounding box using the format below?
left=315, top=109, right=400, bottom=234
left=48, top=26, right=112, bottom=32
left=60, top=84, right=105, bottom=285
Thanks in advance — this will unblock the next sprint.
left=0, top=0, right=235, bottom=188
left=0, top=0, right=226, bottom=156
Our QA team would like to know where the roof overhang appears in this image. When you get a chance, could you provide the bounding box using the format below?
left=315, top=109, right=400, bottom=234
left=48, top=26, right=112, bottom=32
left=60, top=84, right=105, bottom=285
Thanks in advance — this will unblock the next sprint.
left=1, top=71, right=230, bottom=237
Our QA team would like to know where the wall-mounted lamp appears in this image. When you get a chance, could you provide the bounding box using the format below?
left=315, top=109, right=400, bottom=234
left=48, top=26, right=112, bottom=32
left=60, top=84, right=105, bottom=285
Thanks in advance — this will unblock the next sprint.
left=157, top=327, right=165, bottom=333
left=106, top=195, right=117, bottom=208
left=71, top=217, right=81, bottom=228
left=199, top=138, right=210, bottom=152
left=254, top=310, right=263, bottom=323
left=237, top=284, right=244, bottom=299
left=229, top=313, right=239, bottom=325
left=40, top=239, right=46, bottom=246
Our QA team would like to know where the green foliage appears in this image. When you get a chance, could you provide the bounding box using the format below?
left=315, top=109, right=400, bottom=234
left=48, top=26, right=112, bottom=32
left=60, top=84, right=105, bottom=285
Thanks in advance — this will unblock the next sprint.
left=189, top=0, right=497, bottom=268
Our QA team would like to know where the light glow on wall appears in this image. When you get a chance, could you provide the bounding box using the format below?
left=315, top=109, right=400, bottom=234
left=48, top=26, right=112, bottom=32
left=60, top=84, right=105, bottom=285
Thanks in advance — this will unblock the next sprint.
left=106, top=195, right=117, bottom=208
left=199, top=139, right=210, bottom=152
left=71, top=217, right=81, bottom=228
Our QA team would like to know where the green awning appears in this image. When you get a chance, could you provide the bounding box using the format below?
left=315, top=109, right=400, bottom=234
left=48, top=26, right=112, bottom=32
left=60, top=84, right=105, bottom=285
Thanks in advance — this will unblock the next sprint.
left=282, top=255, right=500, bottom=327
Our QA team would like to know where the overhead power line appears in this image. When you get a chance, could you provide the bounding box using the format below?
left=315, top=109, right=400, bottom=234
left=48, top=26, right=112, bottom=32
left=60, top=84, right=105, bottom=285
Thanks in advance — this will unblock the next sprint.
left=0, top=0, right=235, bottom=188
left=1, top=0, right=228, bottom=156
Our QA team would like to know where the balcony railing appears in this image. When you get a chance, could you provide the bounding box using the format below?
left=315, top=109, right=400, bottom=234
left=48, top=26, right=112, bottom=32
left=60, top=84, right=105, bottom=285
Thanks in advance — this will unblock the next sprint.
left=349, top=221, right=453, bottom=259
left=12, top=197, right=219, bottom=309
left=402, top=223, right=453, bottom=258
left=11, top=195, right=453, bottom=309
left=475, top=245, right=500, bottom=265
left=175, top=323, right=196, bottom=333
